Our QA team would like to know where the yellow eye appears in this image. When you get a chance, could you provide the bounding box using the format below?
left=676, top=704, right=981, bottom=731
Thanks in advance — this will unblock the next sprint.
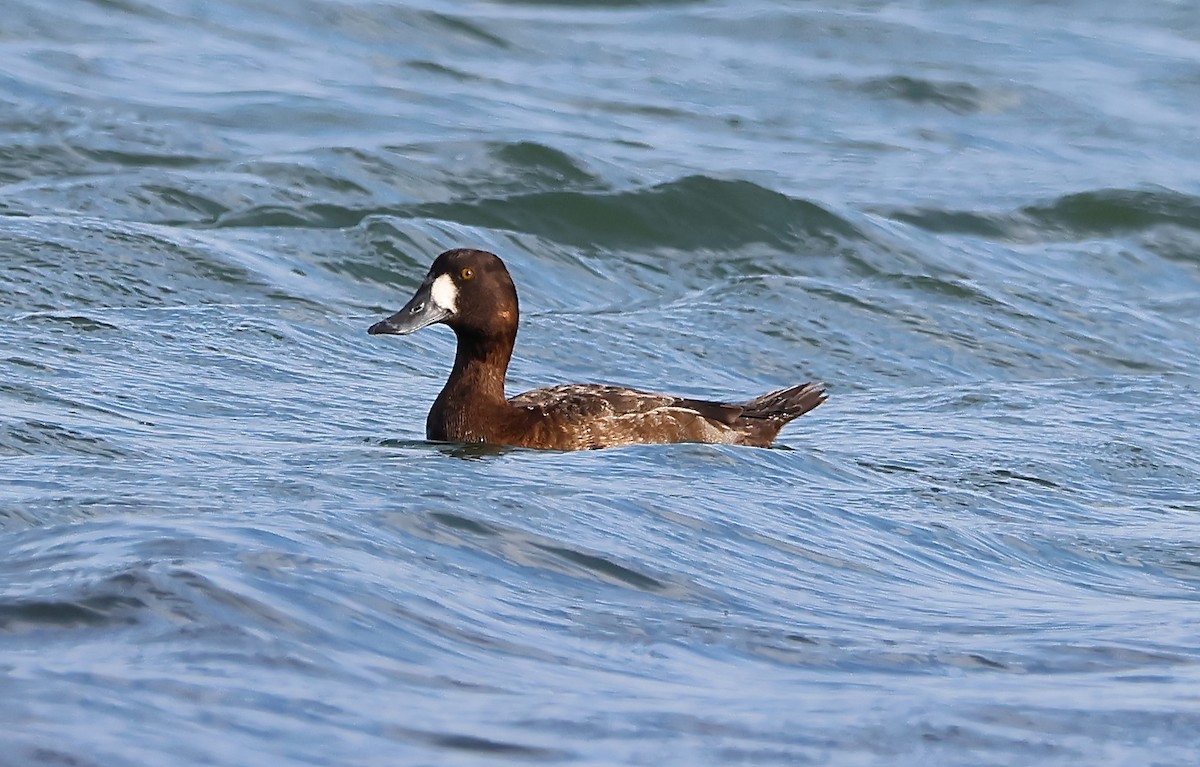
left=460, top=267, right=474, bottom=280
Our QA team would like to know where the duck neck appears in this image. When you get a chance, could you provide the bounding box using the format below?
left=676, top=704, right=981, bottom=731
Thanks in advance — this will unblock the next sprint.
left=427, top=328, right=516, bottom=443
left=446, top=327, right=513, bottom=402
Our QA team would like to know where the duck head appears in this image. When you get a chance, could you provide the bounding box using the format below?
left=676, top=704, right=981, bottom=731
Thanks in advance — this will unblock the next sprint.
left=368, top=249, right=519, bottom=339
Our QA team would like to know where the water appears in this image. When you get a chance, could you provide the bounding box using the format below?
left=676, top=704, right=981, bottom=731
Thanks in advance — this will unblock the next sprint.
left=3, top=0, right=1200, bottom=764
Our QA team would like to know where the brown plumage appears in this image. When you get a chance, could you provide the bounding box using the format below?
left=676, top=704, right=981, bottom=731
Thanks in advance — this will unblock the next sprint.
left=368, top=249, right=826, bottom=450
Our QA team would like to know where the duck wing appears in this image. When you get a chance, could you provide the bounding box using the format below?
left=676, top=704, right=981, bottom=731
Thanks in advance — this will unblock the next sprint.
left=510, top=384, right=743, bottom=425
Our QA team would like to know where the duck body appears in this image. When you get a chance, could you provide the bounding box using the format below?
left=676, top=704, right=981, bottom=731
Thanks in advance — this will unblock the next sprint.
left=368, top=249, right=826, bottom=450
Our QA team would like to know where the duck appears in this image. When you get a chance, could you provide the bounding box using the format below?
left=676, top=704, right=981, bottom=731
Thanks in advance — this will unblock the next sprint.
left=367, top=248, right=826, bottom=450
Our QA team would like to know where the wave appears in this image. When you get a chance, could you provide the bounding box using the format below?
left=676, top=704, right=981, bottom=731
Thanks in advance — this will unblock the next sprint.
left=209, top=174, right=863, bottom=257
left=887, top=187, right=1200, bottom=243
left=0, top=417, right=126, bottom=459
left=855, top=75, right=1019, bottom=114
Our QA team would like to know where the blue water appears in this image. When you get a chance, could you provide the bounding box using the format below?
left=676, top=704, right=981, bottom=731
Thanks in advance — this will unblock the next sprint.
left=3, top=1, right=1200, bottom=764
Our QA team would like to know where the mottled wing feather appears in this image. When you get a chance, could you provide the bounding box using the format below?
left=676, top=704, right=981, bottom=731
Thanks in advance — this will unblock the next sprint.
left=510, top=384, right=744, bottom=424
left=508, top=382, right=825, bottom=450
left=510, top=384, right=677, bottom=419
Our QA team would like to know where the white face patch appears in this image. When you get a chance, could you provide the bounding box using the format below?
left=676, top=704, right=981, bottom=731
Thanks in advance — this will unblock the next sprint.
left=429, top=273, right=459, bottom=314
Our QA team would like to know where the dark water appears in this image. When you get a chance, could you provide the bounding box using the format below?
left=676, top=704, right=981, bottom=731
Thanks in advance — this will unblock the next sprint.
left=3, top=0, right=1200, bottom=764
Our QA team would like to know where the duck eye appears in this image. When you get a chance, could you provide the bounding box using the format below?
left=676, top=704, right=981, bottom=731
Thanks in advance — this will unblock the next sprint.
left=460, top=267, right=474, bottom=281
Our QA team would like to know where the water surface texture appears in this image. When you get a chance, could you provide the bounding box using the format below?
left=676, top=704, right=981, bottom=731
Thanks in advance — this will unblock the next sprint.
left=3, top=1, right=1200, bottom=764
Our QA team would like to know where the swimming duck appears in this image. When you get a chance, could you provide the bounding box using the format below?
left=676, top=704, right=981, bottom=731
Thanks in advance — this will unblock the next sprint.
left=368, top=249, right=826, bottom=450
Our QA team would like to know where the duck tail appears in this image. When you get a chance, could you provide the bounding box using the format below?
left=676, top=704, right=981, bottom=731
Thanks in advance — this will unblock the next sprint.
left=741, top=382, right=827, bottom=423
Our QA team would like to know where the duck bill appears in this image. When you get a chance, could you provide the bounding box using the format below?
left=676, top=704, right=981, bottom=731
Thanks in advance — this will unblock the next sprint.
left=368, top=280, right=451, bottom=335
